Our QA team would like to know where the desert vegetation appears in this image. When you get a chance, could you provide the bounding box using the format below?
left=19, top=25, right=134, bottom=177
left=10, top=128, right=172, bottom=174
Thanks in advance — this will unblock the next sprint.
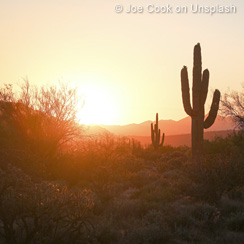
left=1, top=45, right=244, bottom=243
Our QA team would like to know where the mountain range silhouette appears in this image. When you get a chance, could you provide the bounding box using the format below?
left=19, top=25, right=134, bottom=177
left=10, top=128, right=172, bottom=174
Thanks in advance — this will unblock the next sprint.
left=84, top=116, right=235, bottom=146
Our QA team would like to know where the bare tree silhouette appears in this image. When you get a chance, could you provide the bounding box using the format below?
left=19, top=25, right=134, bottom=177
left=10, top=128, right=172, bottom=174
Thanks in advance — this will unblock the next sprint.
left=0, top=80, right=83, bottom=155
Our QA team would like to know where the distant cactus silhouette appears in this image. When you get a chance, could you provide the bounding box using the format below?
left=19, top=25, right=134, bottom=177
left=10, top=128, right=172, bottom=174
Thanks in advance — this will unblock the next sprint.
left=181, top=43, right=220, bottom=160
left=151, top=113, right=165, bottom=149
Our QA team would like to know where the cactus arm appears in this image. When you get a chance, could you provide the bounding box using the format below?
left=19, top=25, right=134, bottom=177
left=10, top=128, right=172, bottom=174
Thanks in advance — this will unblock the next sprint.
left=204, top=89, right=221, bottom=129
left=201, top=69, right=209, bottom=105
left=160, top=133, right=165, bottom=146
left=151, top=123, right=154, bottom=142
left=181, top=66, right=194, bottom=116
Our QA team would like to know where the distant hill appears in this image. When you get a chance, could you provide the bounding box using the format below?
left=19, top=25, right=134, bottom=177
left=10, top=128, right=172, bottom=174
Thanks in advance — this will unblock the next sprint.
left=82, top=125, right=108, bottom=136
left=81, top=116, right=235, bottom=147
left=99, top=116, right=234, bottom=137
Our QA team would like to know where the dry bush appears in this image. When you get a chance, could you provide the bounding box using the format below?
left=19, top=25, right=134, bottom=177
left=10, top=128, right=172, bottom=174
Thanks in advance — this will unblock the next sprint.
left=0, top=163, right=94, bottom=244
left=185, top=154, right=244, bottom=203
left=0, top=81, right=83, bottom=156
left=221, top=85, right=244, bottom=130
left=77, top=132, right=131, bottom=161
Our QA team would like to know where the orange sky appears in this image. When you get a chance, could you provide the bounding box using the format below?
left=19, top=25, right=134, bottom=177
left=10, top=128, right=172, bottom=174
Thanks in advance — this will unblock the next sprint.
left=0, top=0, right=244, bottom=125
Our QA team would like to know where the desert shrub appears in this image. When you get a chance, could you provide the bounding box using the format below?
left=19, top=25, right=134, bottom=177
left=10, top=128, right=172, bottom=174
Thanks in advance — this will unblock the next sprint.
left=143, top=210, right=168, bottom=227
left=186, top=154, right=244, bottom=203
left=128, top=170, right=158, bottom=189
left=0, top=163, right=94, bottom=244
left=0, top=148, right=50, bottom=180
left=204, top=131, right=244, bottom=156
left=191, top=203, right=220, bottom=227
left=91, top=166, right=116, bottom=205
left=135, top=150, right=161, bottom=161
left=125, top=224, right=172, bottom=244
left=165, top=204, right=195, bottom=229
left=221, top=85, right=244, bottom=130
left=220, top=195, right=244, bottom=216
left=204, top=136, right=232, bottom=155
left=227, top=186, right=244, bottom=201
left=78, top=133, right=131, bottom=162
left=0, top=82, right=83, bottom=157
left=226, top=213, right=244, bottom=232
left=0, top=147, right=81, bottom=182
left=112, top=198, right=144, bottom=219
left=229, top=130, right=244, bottom=148
left=95, top=222, right=119, bottom=244
left=131, top=138, right=144, bottom=156
left=215, top=231, right=244, bottom=244
left=157, top=151, right=188, bottom=172
left=161, top=200, right=220, bottom=243
left=131, top=181, right=177, bottom=204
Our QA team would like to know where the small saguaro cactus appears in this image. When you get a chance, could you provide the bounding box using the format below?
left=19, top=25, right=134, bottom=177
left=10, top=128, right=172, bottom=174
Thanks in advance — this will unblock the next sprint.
left=181, top=43, right=220, bottom=160
left=151, top=113, right=165, bottom=149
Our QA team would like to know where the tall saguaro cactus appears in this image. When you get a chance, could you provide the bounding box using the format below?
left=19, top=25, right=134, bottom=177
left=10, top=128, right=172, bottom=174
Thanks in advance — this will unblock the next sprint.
left=181, top=43, right=220, bottom=160
left=151, top=113, right=165, bottom=149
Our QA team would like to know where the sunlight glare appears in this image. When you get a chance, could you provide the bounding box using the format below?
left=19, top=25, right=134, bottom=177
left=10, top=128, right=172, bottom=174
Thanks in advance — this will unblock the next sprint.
left=77, top=84, right=118, bottom=125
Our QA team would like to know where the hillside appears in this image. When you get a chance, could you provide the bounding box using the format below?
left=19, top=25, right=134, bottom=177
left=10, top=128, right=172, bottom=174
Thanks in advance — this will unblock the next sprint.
left=82, top=116, right=235, bottom=146
left=99, top=116, right=234, bottom=136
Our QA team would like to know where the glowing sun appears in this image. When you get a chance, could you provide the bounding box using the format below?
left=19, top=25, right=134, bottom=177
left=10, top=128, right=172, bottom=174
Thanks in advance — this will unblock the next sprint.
left=77, top=85, right=117, bottom=125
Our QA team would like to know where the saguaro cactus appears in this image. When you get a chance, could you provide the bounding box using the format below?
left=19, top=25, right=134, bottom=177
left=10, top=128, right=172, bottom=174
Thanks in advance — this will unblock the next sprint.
left=151, top=113, right=165, bottom=149
left=181, top=43, right=220, bottom=160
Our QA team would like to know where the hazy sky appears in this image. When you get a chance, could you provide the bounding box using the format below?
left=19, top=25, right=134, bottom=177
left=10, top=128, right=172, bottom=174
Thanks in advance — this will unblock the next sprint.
left=0, top=0, right=243, bottom=124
